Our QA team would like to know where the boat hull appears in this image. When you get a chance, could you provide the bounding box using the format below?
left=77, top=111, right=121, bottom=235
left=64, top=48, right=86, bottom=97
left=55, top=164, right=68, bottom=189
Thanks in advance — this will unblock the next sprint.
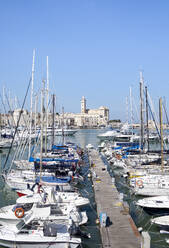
left=0, top=240, right=80, bottom=248
left=142, top=206, right=169, bottom=215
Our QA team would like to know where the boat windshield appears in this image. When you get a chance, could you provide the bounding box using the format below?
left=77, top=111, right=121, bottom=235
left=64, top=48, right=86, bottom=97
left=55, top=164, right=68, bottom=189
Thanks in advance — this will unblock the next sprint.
left=16, top=212, right=33, bottom=230
left=16, top=219, right=25, bottom=230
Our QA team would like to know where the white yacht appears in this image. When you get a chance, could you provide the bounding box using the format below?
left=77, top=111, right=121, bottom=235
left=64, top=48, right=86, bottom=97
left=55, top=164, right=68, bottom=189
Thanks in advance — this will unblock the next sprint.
left=0, top=202, right=88, bottom=227
left=0, top=211, right=81, bottom=248
left=136, top=195, right=169, bottom=214
left=16, top=188, right=90, bottom=207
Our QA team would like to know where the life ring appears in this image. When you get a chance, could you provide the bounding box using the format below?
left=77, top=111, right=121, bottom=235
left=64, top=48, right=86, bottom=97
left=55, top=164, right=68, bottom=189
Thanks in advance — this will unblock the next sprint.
left=136, top=179, right=143, bottom=188
left=14, top=208, right=24, bottom=218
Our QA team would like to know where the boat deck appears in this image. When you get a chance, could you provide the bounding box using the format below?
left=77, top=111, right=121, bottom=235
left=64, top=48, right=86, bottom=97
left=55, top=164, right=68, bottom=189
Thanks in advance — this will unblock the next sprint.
left=89, top=149, right=140, bottom=248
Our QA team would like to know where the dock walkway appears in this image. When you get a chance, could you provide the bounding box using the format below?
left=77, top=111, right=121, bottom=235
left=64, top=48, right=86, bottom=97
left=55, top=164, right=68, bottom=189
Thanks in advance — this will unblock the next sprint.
left=89, top=149, right=140, bottom=248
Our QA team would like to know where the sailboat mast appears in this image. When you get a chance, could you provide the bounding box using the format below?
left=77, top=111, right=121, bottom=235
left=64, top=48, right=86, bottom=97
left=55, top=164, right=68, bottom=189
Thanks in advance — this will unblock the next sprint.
left=45, top=56, right=49, bottom=154
left=40, top=80, right=45, bottom=179
left=46, top=56, right=49, bottom=129
left=62, top=106, right=65, bottom=145
left=159, top=97, right=164, bottom=171
left=52, top=94, right=55, bottom=148
left=34, top=94, right=38, bottom=136
left=140, top=72, right=144, bottom=151
left=145, top=86, right=150, bottom=151
left=28, top=49, right=35, bottom=159
left=130, top=87, right=133, bottom=129
left=126, top=96, right=129, bottom=124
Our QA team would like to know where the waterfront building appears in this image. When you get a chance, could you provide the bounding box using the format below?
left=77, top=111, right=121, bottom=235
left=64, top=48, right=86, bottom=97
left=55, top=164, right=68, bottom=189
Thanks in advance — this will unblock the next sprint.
left=58, top=96, right=109, bottom=128
left=0, top=97, right=109, bottom=129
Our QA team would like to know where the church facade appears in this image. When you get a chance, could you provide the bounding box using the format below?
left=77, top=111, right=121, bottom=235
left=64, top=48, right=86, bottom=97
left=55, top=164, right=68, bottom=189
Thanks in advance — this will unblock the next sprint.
left=57, top=96, right=109, bottom=128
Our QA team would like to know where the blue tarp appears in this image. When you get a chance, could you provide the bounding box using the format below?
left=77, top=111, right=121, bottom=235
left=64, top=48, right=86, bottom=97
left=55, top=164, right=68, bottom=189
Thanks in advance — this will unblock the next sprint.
left=36, top=176, right=71, bottom=184
left=112, top=146, right=123, bottom=150
left=29, top=156, right=79, bottom=163
left=123, top=144, right=140, bottom=151
left=52, top=145, right=68, bottom=150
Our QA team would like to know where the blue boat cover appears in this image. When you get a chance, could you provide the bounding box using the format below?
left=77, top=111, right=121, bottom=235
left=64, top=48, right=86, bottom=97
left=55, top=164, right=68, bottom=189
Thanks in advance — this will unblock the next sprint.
left=36, top=176, right=71, bottom=183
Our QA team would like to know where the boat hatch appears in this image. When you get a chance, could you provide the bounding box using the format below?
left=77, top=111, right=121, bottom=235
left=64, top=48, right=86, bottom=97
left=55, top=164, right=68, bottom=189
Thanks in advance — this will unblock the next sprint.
left=156, top=201, right=163, bottom=203
left=43, top=223, right=67, bottom=237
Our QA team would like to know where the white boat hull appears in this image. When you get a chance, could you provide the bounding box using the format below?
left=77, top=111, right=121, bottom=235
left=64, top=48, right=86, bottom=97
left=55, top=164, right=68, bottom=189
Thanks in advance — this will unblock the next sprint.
left=0, top=239, right=80, bottom=248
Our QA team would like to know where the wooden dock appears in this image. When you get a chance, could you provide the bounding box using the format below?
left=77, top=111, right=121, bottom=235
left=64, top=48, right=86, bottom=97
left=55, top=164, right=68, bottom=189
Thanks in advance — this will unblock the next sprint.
left=89, top=149, right=140, bottom=248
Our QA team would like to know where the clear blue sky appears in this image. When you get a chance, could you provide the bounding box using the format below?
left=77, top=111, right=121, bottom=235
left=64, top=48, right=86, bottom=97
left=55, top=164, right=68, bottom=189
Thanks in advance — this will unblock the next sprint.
left=0, top=0, right=169, bottom=121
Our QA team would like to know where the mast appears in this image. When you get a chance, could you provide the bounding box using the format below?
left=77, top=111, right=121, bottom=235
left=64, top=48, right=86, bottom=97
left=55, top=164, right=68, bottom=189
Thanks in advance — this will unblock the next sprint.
left=15, top=96, right=17, bottom=110
left=34, top=94, right=38, bottom=137
left=140, top=71, right=144, bottom=151
left=159, top=97, right=164, bottom=172
left=3, top=86, right=5, bottom=108
left=145, top=86, right=149, bottom=151
left=40, top=80, right=45, bottom=179
left=46, top=56, right=49, bottom=129
left=62, top=106, right=65, bottom=145
left=52, top=94, right=55, bottom=148
left=28, top=49, right=35, bottom=159
left=130, top=86, right=133, bottom=129
left=126, top=96, right=129, bottom=124
left=45, top=56, right=49, bottom=154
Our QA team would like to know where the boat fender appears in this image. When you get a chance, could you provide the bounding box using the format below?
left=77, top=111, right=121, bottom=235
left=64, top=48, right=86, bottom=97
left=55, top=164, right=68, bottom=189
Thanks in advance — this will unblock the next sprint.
left=37, top=184, right=43, bottom=194
left=136, top=179, right=143, bottom=188
left=15, top=207, right=24, bottom=218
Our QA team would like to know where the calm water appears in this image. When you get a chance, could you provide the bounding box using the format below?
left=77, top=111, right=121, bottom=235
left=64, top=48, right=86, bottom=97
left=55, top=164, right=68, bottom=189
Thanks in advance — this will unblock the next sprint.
left=0, top=128, right=168, bottom=247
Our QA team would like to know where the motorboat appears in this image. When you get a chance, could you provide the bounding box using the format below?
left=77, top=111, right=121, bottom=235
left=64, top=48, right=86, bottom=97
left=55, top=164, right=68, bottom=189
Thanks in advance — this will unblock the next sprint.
left=151, top=215, right=169, bottom=230
left=97, top=130, right=118, bottom=140
left=54, top=129, right=77, bottom=136
left=136, top=195, right=169, bottom=215
left=132, top=175, right=169, bottom=196
left=16, top=188, right=90, bottom=207
left=0, top=211, right=81, bottom=248
left=0, top=202, right=88, bottom=227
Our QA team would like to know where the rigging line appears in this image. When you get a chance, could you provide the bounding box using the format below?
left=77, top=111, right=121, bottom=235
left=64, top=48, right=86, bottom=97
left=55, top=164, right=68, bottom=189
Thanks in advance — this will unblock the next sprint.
left=162, top=101, right=169, bottom=126
left=29, top=129, right=41, bottom=158
left=2, top=77, right=32, bottom=174
left=16, top=96, right=32, bottom=132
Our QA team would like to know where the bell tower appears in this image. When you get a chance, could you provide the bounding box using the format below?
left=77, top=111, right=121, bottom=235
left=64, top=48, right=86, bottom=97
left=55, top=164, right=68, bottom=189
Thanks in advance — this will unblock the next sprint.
left=81, top=96, right=86, bottom=113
